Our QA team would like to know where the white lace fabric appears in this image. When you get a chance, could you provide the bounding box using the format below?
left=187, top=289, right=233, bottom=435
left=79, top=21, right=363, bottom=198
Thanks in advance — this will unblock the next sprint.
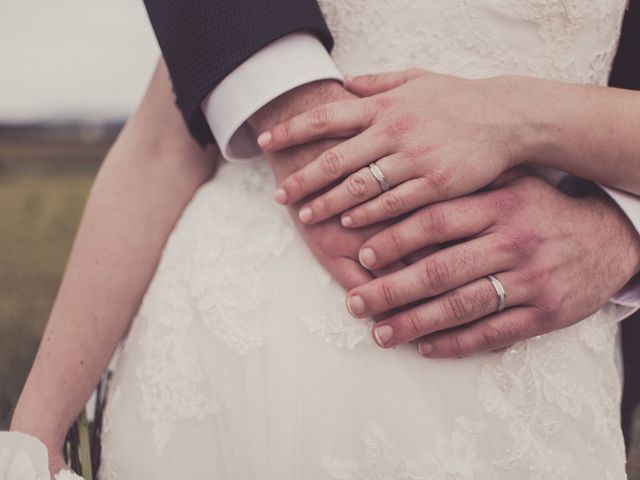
left=97, top=1, right=629, bottom=479
left=321, top=0, right=626, bottom=85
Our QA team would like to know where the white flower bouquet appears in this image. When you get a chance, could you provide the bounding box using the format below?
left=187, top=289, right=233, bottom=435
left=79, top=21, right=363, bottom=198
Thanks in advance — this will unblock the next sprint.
left=0, top=431, right=83, bottom=480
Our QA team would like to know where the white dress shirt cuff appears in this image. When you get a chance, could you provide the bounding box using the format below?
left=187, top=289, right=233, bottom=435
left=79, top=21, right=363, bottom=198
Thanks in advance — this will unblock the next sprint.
left=600, top=184, right=640, bottom=312
left=201, top=33, right=343, bottom=162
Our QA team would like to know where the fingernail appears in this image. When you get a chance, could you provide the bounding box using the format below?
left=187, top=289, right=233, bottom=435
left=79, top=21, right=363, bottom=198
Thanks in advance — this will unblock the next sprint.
left=374, top=325, right=394, bottom=347
left=345, top=75, right=354, bottom=83
left=299, top=207, right=312, bottom=223
left=418, top=342, right=433, bottom=356
left=346, top=294, right=365, bottom=317
left=359, top=247, right=376, bottom=268
left=273, top=188, right=287, bottom=204
left=257, top=131, right=271, bottom=147
left=341, top=215, right=353, bottom=227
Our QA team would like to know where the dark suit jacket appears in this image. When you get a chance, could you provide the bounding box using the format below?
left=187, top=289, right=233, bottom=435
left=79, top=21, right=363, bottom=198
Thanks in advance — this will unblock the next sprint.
left=143, top=0, right=639, bottom=447
left=609, top=0, right=640, bottom=449
left=143, top=0, right=333, bottom=146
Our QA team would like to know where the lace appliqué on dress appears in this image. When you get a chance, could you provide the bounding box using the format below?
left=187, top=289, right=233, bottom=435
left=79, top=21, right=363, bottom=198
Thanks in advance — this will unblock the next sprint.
left=322, top=419, right=491, bottom=480
left=172, top=163, right=295, bottom=354
left=477, top=306, right=623, bottom=479
left=133, top=163, right=294, bottom=455
left=303, top=309, right=374, bottom=350
left=136, top=328, right=221, bottom=456
left=319, top=0, right=626, bottom=86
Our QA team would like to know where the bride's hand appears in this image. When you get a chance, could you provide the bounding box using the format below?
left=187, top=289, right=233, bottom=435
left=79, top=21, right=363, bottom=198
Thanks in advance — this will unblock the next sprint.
left=258, top=69, right=540, bottom=227
left=249, top=80, right=413, bottom=292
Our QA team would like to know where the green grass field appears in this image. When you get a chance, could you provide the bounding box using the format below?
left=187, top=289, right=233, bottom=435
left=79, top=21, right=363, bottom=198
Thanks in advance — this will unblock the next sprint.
left=0, top=128, right=638, bottom=477
left=0, top=129, right=109, bottom=429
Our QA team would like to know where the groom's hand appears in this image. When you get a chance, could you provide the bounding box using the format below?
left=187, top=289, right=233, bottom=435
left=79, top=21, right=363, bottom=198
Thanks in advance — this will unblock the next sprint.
left=248, top=81, right=389, bottom=290
left=249, top=79, right=353, bottom=179
left=343, top=175, right=640, bottom=356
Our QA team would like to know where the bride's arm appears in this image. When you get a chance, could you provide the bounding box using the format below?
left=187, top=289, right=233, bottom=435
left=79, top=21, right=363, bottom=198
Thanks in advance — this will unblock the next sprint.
left=256, top=70, right=640, bottom=227
left=9, top=59, right=218, bottom=474
left=514, top=77, right=640, bottom=194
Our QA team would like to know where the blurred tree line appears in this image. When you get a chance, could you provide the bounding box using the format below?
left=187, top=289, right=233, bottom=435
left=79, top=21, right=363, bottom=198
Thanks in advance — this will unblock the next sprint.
left=0, top=126, right=115, bottom=428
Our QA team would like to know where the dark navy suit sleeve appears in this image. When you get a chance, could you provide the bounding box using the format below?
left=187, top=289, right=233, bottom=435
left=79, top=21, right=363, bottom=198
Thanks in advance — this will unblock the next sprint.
left=143, top=0, right=334, bottom=145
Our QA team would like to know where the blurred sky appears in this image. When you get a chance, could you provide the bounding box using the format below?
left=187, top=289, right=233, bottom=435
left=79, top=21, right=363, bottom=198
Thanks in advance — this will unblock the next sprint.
left=1, top=0, right=160, bottom=123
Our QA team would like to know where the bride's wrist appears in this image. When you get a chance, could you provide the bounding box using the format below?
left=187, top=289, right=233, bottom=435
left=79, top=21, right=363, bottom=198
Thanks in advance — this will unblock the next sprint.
left=497, top=75, right=565, bottom=170
left=10, top=403, right=68, bottom=454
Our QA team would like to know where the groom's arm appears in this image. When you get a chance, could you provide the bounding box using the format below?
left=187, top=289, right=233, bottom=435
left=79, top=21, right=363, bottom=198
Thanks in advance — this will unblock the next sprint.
left=143, top=0, right=380, bottom=296
left=143, top=0, right=344, bottom=159
left=605, top=0, right=640, bottom=313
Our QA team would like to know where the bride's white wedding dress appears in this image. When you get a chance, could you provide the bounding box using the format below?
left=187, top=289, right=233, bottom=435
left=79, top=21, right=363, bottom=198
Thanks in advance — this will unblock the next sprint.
left=99, top=1, right=630, bottom=479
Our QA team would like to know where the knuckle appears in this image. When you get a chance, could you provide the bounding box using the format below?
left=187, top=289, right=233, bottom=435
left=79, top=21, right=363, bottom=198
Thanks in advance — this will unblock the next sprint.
left=535, top=294, right=562, bottom=325
left=310, top=105, right=332, bottom=129
left=352, top=205, right=373, bottom=226
left=490, top=189, right=524, bottom=215
left=474, top=287, right=495, bottom=312
left=380, top=192, right=405, bottom=215
left=345, top=173, right=369, bottom=199
left=387, top=228, right=407, bottom=256
left=443, top=295, right=472, bottom=323
left=421, top=258, right=450, bottom=292
left=419, top=206, right=448, bottom=236
left=380, top=281, right=398, bottom=308
left=316, top=195, right=335, bottom=215
left=419, top=168, right=451, bottom=195
left=479, top=324, right=504, bottom=351
left=451, top=335, right=469, bottom=358
left=442, top=288, right=491, bottom=324
left=499, top=230, right=540, bottom=261
left=451, top=247, right=482, bottom=275
left=519, top=267, right=547, bottom=290
left=288, top=172, right=307, bottom=195
left=404, top=310, right=425, bottom=337
left=320, top=149, right=344, bottom=178
left=276, top=118, right=293, bottom=142
left=405, top=146, right=430, bottom=166
left=382, top=116, right=414, bottom=138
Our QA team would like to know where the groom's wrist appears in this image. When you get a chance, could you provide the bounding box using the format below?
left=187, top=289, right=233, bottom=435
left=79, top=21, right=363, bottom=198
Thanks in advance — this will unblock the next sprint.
left=249, top=80, right=352, bottom=182
left=248, top=79, right=350, bottom=133
left=586, top=188, right=640, bottom=278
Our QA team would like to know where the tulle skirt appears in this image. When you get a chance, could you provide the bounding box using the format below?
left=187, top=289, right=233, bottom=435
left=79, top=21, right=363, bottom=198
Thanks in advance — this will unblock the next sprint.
left=98, top=161, right=627, bottom=480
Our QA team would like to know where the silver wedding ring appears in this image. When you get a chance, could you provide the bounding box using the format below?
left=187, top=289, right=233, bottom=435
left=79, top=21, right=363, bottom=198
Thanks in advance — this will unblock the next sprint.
left=486, top=274, right=507, bottom=312
left=368, top=162, right=391, bottom=192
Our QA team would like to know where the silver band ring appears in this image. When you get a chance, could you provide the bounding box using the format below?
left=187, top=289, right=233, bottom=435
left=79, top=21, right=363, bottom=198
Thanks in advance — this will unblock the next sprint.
left=368, top=162, right=391, bottom=192
left=486, top=274, right=507, bottom=312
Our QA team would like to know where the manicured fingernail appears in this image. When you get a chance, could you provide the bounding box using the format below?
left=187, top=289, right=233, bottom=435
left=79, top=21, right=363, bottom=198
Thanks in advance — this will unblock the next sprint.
left=374, top=325, right=394, bottom=347
left=346, top=294, right=365, bottom=317
left=341, top=215, right=353, bottom=227
left=299, top=207, right=312, bottom=223
left=359, top=248, right=376, bottom=268
left=273, top=188, right=287, bottom=204
left=419, top=342, right=433, bottom=356
left=257, top=131, right=271, bottom=147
